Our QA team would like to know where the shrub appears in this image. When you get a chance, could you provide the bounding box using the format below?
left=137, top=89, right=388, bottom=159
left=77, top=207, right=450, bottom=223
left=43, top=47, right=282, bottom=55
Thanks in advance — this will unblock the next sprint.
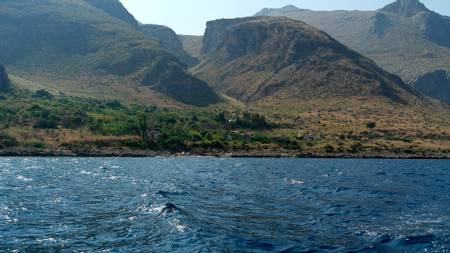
left=324, top=144, right=335, bottom=153
left=366, top=122, right=377, bottom=130
left=0, top=132, right=18, bottom=148
left=24, top=140, right=45, bottom=149
left=350, top=142, right=364, bottom=153
left=251, top=133, right=272, bottom=144
left=33, top=117, right=58, bottom=129
left=33, top=89, right=53, bottom=99
left=61, top=111, right=88, bottom=129
left=105, top=100, right=122, bottom=109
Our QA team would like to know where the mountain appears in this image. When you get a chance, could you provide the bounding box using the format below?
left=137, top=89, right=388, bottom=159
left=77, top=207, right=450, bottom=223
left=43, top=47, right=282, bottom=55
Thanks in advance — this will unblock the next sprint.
left=179, top=35, right=204, bottom=60
left=140, top=24, right=199, bottom=67
left=192, top=16, right=420, bottom=105
left=0, top=0, right=220, bottom=106
left=0, top=64, right=11, bottom=93
left=255, top=0, right=450, bottom=104
left=83, top=0, right=138, bottom=27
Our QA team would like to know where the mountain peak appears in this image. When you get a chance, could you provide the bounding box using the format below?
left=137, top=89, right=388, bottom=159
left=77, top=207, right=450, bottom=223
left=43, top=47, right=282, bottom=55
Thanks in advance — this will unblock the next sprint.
left=280, top=5, right=301, bottom=12
left=255, top=5, right=301, bottom=16
left=380, top=0, right=430, bottom=17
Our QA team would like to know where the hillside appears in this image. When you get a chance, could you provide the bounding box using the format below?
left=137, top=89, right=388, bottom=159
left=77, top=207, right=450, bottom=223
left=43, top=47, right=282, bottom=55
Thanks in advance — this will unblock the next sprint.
left=0, top=0, right=220, bottom=107
left=1, top=73, right=449, bottom=157
left=83, top=0, right=138, bottom=27
left=255, top=0, right=450, bottom=104
left=193, top=16, right=420, bottom=104
left=140, top=24, right=198, bottom=67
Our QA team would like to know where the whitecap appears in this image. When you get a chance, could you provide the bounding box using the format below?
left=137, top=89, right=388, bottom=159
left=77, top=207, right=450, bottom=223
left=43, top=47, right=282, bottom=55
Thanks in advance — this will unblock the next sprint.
left=170, top=219, right=187, bottom=233
left=148, top=204, right=165, bottom=214
left=1, top=214, right=18, bottom=224
left=286, top=178, right=305, bottom=185
left=16, top=175, right=32, bottom=182
left=36, top=238, right=57, bottom=243
left=103, top=176, right=120, bottom=181
left=53, top=197, right=63, bottom=204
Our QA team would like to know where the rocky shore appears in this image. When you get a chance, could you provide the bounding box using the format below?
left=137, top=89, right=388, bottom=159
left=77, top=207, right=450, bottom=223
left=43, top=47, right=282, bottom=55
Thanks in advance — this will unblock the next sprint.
left=1, top=147, right=449, bottom=159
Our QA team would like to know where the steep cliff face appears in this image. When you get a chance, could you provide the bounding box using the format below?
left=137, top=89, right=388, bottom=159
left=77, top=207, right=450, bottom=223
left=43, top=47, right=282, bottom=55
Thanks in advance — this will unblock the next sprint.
left=414, top=70, right=450, bottom=104
left=193, top=17, right=419, bottom=104
left=140, top=24, right=199, bottom=67
left=83, top=0, right=138, bottom=26
left=0, top=64, right=11, bottom=93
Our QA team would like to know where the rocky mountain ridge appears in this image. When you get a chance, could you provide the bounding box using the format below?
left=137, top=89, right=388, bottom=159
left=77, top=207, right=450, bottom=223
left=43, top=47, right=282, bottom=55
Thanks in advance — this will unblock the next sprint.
left=193, top=16, right=421, bottom=105
left=255, top=0, right=450, bottom=104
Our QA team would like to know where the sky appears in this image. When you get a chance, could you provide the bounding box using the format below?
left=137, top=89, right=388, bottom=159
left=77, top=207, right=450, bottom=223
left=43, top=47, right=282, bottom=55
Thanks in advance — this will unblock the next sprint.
left=120, top=0, right=450, bottom=35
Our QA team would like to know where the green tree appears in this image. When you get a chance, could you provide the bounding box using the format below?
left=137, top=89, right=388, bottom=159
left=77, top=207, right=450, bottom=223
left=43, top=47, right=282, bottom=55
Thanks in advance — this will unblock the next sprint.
left=137, top=112, right=160, bottom=146
left=366, top=122, right=377, bottom=130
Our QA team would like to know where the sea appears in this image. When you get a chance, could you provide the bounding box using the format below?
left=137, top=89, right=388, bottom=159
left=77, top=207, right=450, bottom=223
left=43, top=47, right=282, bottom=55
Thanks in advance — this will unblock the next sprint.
left=0, top=157, right=449, bottom=252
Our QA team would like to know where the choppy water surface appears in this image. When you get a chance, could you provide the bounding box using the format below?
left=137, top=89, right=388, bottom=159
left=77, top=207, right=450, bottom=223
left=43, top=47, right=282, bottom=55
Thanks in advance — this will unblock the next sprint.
left=0, top=158, right=449, bottom=252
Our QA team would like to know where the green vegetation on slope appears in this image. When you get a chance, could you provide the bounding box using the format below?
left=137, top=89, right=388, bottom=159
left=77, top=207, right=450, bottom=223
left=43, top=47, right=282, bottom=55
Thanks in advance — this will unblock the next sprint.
left=0, top=89, right=279, bottom=154
left=1, top=89, right=449, bottom=157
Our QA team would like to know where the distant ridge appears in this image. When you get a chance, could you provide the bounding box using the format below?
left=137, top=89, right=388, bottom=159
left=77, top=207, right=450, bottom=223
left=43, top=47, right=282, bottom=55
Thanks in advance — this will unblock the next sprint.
left=140, top=24, right=199, bottom=67
left=257, top=5, right=303, bottom=16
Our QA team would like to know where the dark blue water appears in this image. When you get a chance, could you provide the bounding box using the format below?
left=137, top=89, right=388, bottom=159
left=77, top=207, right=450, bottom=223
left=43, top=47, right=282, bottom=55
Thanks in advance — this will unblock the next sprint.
left=0, top=158, right=449, bottom=252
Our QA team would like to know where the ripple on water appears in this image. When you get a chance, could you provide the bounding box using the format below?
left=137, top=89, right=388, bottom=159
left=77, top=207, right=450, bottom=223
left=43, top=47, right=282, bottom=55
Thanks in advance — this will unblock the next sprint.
left=0, top=158, right=449, bottom=252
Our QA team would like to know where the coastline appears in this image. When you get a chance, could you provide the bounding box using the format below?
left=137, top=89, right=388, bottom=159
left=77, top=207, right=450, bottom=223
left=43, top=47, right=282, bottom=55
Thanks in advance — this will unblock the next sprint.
left=1, top=148, right=449, bottom=159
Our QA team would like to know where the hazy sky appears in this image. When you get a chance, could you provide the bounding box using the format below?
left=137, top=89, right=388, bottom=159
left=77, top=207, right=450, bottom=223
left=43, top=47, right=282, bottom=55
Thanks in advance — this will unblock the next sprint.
left=120, top=0, right=450, bottom=35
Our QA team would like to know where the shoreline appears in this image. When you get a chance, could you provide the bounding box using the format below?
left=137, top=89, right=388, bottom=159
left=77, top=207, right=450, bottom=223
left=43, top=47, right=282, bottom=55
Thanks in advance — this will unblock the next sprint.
left=0, top=148, right=449, bottom=159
